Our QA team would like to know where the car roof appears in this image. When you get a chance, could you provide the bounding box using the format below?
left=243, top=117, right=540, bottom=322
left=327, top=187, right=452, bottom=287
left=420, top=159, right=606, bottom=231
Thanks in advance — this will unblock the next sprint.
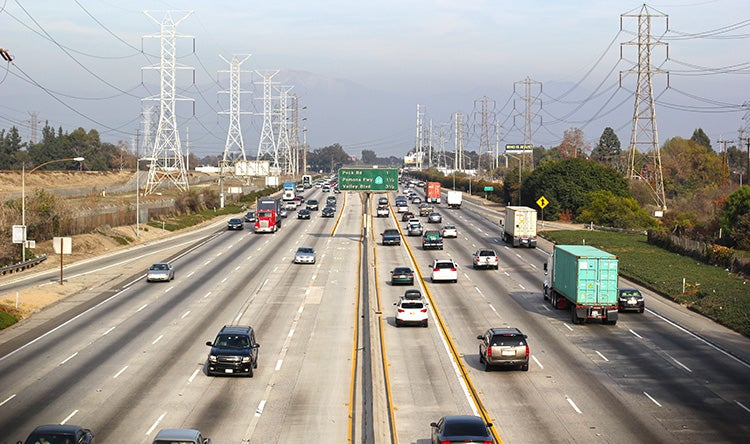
left=219, top=325, right=253, bottom=335
left=487, top=327, right=524, bottom=336
left=393, top=266, right=413, bottom=271
left=433, top=258, right=455, bottom=263
left=28, top=424, right=85, bottom=434
left=154, top=428, right=202, bottom=440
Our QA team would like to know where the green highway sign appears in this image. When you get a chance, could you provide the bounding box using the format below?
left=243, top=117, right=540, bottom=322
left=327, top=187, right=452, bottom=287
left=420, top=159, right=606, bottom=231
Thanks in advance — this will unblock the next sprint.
left=483, top=186, right=494, bottom=191
left=338, top=168, right=398, bottom=191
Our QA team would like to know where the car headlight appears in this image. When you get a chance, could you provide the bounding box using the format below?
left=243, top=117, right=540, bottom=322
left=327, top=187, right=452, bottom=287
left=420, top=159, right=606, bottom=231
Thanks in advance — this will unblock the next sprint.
left=208, top=355, right=217, bottom=363
left=241, top=356, right=251, bottom=363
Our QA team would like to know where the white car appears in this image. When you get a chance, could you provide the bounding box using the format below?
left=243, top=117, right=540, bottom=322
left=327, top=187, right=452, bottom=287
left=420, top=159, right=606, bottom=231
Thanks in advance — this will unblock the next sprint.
left=442, top=225, right=458, bottom=238
left=294, top=246, right=316, bottom=264
left=396, top=203, right=409, bottom=213
left=394, top=298, right=428, bottom=327
left=285, top=201, right=297, bottom=211
left=147, top=262, right=174, bottom=282
left=472, top=248, right=499, bottom=270
left=430, top=258, right=458, bottom=283
left=376, top=205, right=389, bottom=217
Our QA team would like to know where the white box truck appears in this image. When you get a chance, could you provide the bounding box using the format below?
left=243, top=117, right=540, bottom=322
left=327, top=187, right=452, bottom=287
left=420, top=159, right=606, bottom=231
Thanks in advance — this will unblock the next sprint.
left=502, top=206, right=537, bottom=247
left=446, top=191, right=462, bottom=209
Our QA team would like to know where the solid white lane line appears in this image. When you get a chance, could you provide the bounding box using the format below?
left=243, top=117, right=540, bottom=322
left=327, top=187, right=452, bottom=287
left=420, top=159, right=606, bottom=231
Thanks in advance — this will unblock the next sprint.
left=61, top=409, right=78, bottom=424
left=113, top=366, right=128, bottom=379
left=0, top=394, right=17, bottom=406
left=565, top=396, right=582, bottom=414
left=532, top=355, right=544, bottom=370
left=644, top=392, right=662, bottom=407
left=60, top=352, right=78, bottom=365
left=188, top=368, right=200, bottom=383
left=255, top=399, right=267, bottom=416
left=737, top=400, right=750, bottom=413
left=666, top=353, right=692, bottom=372
left=629, top=329, right=643, bottom=339
left=146, top=412, right=167, bottom=436
left=595, top=351, right=609, bottom=362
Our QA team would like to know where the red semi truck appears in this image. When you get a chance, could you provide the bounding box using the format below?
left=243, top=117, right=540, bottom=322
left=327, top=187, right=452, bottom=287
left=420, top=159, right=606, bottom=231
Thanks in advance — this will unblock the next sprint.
left=254, top=197, right=282, bottom=233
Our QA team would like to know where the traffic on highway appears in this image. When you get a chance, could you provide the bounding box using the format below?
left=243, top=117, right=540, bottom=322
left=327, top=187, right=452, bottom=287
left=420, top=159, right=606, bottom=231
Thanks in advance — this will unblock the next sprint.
left=1, top=175, right=749, bottom=443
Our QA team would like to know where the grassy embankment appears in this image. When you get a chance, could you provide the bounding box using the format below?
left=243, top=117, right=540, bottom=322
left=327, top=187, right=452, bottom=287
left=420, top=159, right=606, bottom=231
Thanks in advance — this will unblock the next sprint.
left=541, top=230, right=750, bottom=337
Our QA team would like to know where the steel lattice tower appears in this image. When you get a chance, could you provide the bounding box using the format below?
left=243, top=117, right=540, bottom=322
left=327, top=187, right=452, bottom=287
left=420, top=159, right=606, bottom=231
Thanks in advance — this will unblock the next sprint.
left=290, top=94, right=301, bottom=176
left=454, top=112, right=464, bottom=171
left=276, top=85, right=294, bottom=175
left=218, top=54, right=252, bottom=179
left=414, top=105, right=424, bottom=169
left=256, top=70, right=279, bottom=173
left=621, top=4, right=668, bottom=212
left=475, top=97, right=496, bottom=175
left=142, top=11, right=193, bottom=194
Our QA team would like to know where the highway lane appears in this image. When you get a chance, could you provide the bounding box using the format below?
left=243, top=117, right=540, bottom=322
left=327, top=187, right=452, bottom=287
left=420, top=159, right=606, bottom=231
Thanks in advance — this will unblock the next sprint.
left=383, top=184, right=750, bottom=443
left=0, top=187, right=361, bottom=443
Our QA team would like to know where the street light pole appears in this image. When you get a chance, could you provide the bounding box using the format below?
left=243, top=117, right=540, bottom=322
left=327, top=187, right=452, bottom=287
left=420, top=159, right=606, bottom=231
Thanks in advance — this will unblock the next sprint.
left=21, top=157, right=85, bottom=262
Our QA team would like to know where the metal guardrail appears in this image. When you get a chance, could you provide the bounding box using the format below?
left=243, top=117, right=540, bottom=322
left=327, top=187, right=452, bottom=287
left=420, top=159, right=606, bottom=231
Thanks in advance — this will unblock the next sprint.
left=0, top=254, right=48, bottom=276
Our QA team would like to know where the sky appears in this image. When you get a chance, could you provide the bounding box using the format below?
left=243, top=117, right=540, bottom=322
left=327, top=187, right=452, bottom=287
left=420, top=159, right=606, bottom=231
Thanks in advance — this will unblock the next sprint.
left=0, top=0, right=748, bottom=159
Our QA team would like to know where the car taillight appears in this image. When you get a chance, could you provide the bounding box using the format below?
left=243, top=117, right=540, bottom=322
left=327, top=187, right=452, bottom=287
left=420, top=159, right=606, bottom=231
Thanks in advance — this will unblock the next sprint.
left=420, top=308, right=427, bottom=313
left=408, top=273, right=414, bottom=277
left=487, top=346, right=492, bottom=357
left=525, top=345, right=530, bottom=357
left=494, top=256, right=499, bottom=261
left=397, top=309, right=404, bottom=313
left=433, top=268, right=439, bottom=272
left=450, top=268, right=456, bottom=271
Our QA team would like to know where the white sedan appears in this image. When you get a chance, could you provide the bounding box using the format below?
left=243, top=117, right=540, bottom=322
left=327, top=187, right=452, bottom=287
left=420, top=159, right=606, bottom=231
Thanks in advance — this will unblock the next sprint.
left=430, top=258, right=458, bottom=283
left=442, top=225, right=458, bottom=238
left=294, top=246, right=316, bottom=264
left=147, top=262, right=174, bottom=282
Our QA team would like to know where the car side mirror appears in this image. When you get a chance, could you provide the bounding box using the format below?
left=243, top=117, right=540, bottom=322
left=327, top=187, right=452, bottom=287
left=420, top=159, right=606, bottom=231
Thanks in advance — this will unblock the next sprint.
left=205, top=341, right=213, bottom=346
left=393, top=302, right=397, bottom=306
left=486, top=422, right=493, bottom=428
left=430, top=422, right=438, bottom=428
left=543, top=262, right=548, bottom=272
left=476, top=335, right=484, bottom=340
left=254, top=344, right=261, bottom=348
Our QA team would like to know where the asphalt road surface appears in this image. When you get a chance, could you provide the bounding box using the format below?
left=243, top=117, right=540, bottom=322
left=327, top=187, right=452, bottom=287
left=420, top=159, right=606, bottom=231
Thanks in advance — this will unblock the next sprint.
left=1, top=184, right=749, bottom=443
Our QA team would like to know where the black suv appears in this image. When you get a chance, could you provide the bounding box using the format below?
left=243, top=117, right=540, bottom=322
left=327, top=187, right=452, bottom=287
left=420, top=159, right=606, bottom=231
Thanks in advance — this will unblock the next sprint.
left=20, top=425, right=95, bottom=444
left=206, top=325, right=260, bottom=377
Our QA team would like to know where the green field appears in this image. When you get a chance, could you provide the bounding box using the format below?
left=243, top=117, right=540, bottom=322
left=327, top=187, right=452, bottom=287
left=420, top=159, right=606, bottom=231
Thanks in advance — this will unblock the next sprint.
left=541, top=230, right=750, bottom=337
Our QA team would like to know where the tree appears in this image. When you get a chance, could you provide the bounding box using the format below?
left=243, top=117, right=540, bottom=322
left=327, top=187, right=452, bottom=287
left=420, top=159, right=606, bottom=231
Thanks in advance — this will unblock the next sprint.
left=660, top=136, right=722, bottom=197
left=690, top=128, right=712, bottom=150
left=577, top=190, right=657, bottom=229
left=520, top=158, right=630, bottom=220
left=590, top=127, right=621, bottom=166
left=720, top=185, right=750, bottom=246
left=361, top=149, right=377, bottom=165
left=556, top=128, right=589, bottom=159
left=307, top=143, right=353, bottom=173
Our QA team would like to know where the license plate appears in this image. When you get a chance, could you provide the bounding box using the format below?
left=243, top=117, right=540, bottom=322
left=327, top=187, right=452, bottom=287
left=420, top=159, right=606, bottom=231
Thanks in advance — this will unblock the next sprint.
left=225, top=369, right=233, bottom=374
left=501, top=350, right=515, bottom=357
left=591, top=310, right=599, bottom=316
left=628, top=299, right=637, bottom=305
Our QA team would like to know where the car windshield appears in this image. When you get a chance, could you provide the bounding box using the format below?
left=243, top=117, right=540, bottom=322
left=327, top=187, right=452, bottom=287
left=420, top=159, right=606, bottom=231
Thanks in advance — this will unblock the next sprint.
left=230, top=218, right=242, bottom=223
left=258, top=210, right=272, bottom=217
left=297, top=248, right=314, bottom=254
left=479, top=250, right=495, bottom=256
left=620, top=290, right=641, bottom=297
left=443, top=419, right=488, bottom=436
left=435, top=262, right=454, bottom=269
left=214, top=334, right=250, bottom=349
left=150, top=264, right=167, bottom=271
left=393, top=268, right=412, bottom=274
left=401, top=302, right=424, bottom=309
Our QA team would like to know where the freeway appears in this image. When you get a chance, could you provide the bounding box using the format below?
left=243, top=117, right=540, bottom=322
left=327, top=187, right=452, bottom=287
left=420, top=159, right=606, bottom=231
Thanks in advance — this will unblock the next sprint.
left=0, top=182, right=748, bottom=443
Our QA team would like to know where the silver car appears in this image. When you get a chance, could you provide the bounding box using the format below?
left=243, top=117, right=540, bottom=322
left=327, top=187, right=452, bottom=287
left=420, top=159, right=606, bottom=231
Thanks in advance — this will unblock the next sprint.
left=294, top=246, right=316, bottom=264
left=147, top=262, right=174, bottom=282
left=153, top=428, right=211, bottom=444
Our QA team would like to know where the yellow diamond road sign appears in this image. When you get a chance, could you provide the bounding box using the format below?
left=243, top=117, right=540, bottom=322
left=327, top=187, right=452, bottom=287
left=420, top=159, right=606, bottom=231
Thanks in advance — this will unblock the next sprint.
left=536, top=196, right=549, bottom=209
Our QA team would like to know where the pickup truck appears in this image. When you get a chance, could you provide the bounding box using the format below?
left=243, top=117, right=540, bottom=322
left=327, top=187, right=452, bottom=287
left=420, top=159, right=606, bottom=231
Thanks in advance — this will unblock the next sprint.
left=422, top=230, right=443, bottom=250
left=472, top=248, right=499, bottom=270
left=381, top=229, right=401, bottom=246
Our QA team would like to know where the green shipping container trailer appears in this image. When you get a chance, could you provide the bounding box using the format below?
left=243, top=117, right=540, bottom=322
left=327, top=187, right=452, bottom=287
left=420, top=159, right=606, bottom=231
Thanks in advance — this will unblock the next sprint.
left=543, top=245, right=619, bottom=325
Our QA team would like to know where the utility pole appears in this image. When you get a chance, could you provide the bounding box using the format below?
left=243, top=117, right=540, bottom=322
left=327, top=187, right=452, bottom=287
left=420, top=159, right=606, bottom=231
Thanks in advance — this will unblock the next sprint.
left=218, top=54, right=251, bottom=191
left=621, top=4, right=668, bottom=212
left=142, top=10, right=193, bottom=194
left=742, top=102, right=750, bottom=182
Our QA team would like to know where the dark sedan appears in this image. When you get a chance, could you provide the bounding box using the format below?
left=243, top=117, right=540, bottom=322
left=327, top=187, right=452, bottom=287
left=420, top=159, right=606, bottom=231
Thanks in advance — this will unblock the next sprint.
left=430, top=415, right=493, bottom=444
left=297, top=209, right=311, bottom=219
left=618, top=288, right=645, bottom=313
left=227, top=218, right=244, bottom=230
left=401, top=211, right=415, bottom=221
left=390, top=266, right=415, bottom=285
left=322, top=206, right=336, bottom=217
left=20, top=424, right=95, bottom=444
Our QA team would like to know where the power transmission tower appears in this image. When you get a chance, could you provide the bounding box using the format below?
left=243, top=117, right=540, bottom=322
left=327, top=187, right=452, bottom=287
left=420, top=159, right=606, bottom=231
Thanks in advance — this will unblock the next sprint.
left=454, top=112, right=464, bottom=172
left=290, top=94, right=302, bottom=176
left=28, top=112, right=39, bottom=144
left=415, top=104, right=424, bottom=169
left=437, top=123, right=447, bottom=170
left=142, top=11, right=193, bottom=194
left=512, top=78, right=541, bottom=174
left=474, top=97, right=496, bottom=176
left=255, top=70, right=279, bottom=174
left=621, top=4, right=668, bottom=212
left=218, top=54, right=252, bottom=182
left=275, top=85, right=294, bottom=175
